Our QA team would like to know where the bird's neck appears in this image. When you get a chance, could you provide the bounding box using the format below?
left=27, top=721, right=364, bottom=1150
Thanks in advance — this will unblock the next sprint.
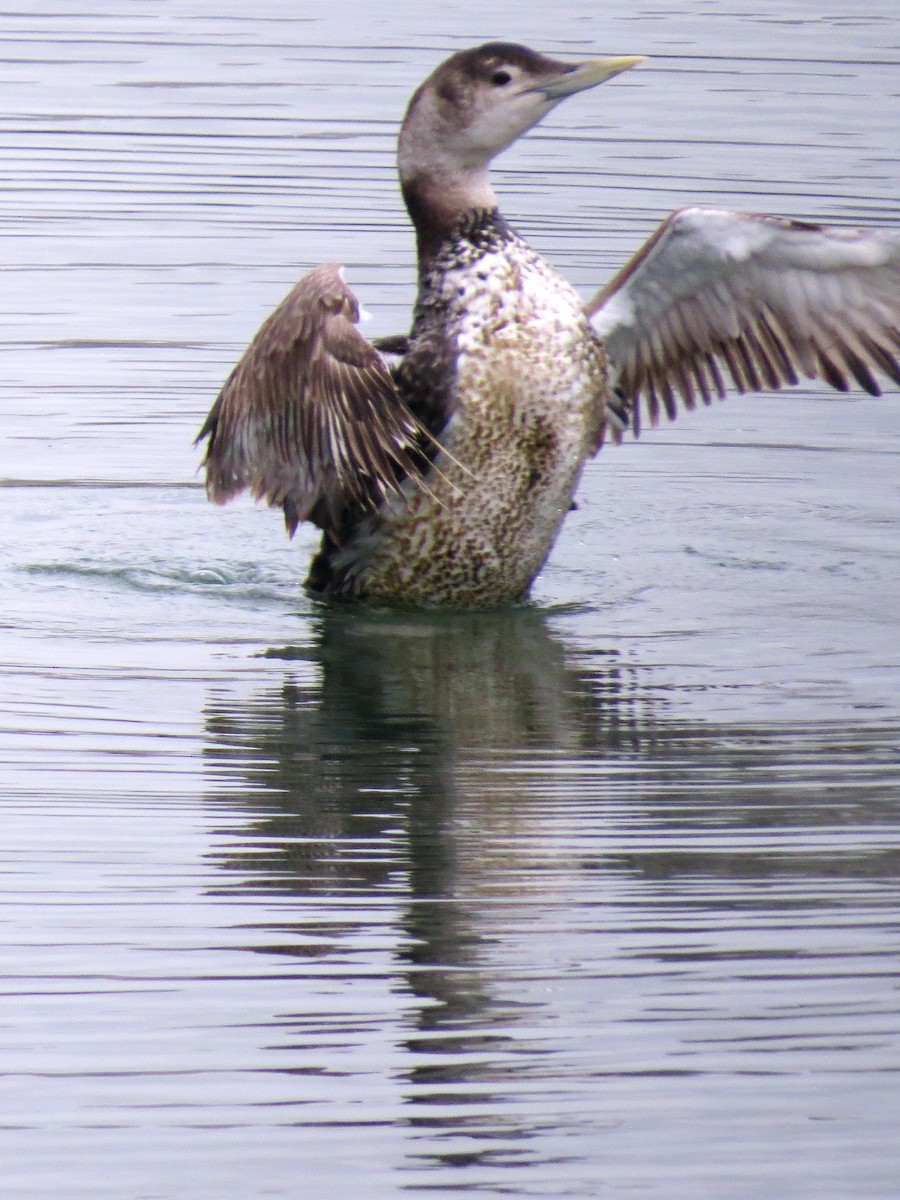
left=402, top=168, right=500, bottom=263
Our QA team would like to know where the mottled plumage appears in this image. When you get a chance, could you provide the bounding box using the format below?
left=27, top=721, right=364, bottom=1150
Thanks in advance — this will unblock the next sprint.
left=313, top=211, right=610, bottom=605
left=197, top=43, right=900, bottom=609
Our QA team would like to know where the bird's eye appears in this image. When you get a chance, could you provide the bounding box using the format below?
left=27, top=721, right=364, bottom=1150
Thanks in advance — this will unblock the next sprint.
left=490, top=69, right=512, bottom=87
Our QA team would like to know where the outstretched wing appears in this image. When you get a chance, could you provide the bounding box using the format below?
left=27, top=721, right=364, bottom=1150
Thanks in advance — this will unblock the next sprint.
left=586, top=207, right=900, bottom=436
left=196, top=263, right=422, bottom=535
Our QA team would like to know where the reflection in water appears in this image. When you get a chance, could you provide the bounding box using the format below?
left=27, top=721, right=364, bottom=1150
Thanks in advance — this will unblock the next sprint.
left=201, top=610, right=900, bottom=1183
left=204, top=609, right=659, bottom=1165
left=204, top=608, right=654, bottom=891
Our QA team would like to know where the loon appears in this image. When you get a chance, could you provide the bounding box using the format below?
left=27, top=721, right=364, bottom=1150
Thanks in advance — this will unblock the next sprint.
left=197, top=42, right=900, bottom=608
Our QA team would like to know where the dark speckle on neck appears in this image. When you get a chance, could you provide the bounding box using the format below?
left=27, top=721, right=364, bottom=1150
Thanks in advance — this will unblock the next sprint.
left=394, top=207, right=516, bottom=439
left=407, top=199, right=512, bottom=270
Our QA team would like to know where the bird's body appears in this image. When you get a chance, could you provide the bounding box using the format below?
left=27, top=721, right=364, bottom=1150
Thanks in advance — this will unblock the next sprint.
left=197, top=43, right=900, bottom=609
left=310, top=212, right=608, bottom=605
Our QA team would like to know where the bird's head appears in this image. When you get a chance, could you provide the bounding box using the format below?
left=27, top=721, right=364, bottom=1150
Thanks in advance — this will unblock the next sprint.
left=398, top=42, right=644, bottom=237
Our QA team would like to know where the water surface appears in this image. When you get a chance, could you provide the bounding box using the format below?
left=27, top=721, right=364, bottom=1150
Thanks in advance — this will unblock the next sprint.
left=1, top=3, right=899, bottom=1198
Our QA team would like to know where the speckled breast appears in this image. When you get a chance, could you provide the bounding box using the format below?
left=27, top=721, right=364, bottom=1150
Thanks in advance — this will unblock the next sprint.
left=334, top=232, right=608, bottom=607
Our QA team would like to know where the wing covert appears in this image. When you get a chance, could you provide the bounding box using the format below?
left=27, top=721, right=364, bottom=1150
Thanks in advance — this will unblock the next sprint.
left=196, top=263, right=422, bottom=535
left=586, top=208, right=900, bottom=436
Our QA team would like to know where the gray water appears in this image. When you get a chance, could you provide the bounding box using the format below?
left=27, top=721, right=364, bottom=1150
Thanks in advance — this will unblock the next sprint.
left=2, top=2, right=900, bottom=1197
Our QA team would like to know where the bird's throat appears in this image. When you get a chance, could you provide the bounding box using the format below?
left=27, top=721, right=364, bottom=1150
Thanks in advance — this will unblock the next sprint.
left=402, top=170, right=498, bottom=262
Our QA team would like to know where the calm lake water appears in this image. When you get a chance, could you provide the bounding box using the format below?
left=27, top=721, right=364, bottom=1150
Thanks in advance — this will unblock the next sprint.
left=1, top=2, right=899, bottom=1197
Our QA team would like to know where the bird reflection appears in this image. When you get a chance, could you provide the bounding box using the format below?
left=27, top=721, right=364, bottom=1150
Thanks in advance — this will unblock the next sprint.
left=201, top=607, right=660, bottom=1163
left=200, top=609, right=900, bottom=1172
left=203, top=606, right=655, bottom=892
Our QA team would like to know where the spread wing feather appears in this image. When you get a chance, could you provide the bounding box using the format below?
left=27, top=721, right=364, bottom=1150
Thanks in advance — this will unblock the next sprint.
left=196, top=263, right=422, bottom=534
left=586, top=208, right=900, bottom=437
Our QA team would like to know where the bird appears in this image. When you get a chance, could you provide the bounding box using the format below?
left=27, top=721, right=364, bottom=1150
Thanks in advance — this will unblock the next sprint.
left=196, top=42, right=900, bottom=608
